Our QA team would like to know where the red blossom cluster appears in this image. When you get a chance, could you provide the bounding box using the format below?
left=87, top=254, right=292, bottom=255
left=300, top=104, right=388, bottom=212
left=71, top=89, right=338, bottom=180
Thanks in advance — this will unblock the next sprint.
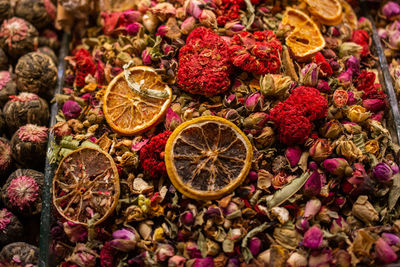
left=140, top=131, right=172, bottom=179
left=215, top=0, right=244, bottom=26
left=269, top=86, right=328, bottom=145
left=73, top=49, right=96, bottom=88
left=314, top=52, right=333, bottom=77
left=356, top=71, right=387, bottom=112
left=229, top=31, right=282, bottom=75
left=352, top=29, right=370, bottom=58
left=177, top=27, right=233, bottom=96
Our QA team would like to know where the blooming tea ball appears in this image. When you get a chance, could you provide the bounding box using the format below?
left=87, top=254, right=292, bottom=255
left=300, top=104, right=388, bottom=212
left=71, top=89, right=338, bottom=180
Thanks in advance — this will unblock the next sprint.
left=15, top=52, right=57, bottom=97
left=3, top=92, right=49, bottom=134
left=1, top=169, right=43, bottom=217
left=0, top=71, right=16, bottom=107
left=0, top=17, right=38, bottom=59
left=0, top=208, right=23, bottom=246
left=11, top=124, right=48, bottom=170
left=0, top=242, right=38, bottom=265
left=37, top=46, right=57, bottom=65
left=14, top=0, right=56, bottom=29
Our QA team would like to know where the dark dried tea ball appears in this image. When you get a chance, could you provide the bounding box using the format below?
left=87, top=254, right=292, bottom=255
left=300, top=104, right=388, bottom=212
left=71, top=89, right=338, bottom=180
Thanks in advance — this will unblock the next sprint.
left=2, top=169, right=43, bottom=217
left=14, top=0, right=55, bottom=29
left=0, top=0, right=10, bottom=23
left=0, top=242, right=38, bottom=266
left=0, top=17, right=38, bottom=59
left=11, top=124, right=48, bottom=169
left=15, top=51, right=57, bottom=97
left=38, top=46, right=57, bottom=65
left=0, top=71, right=16, bottom=107
left=3, top=92, right=49, bottom=134
left=0, top=138, right=12, bottom=180
left=0, top=208, right=23, bottom=246
left=0, top=47, right=8, bottom=70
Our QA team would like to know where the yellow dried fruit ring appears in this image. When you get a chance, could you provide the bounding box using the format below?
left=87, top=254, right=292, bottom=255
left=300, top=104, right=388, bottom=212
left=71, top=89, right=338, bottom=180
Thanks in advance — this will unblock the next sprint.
left=165, top=116, right=253, bottom=200
left=304, top=0, right=343, bottom=25
left=53, top=147, right=120, bottom=226
left=340, top=0, right=358, bottom=30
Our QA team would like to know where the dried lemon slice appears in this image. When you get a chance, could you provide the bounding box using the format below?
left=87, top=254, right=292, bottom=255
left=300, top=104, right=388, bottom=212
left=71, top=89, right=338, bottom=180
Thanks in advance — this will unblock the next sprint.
left=340, top=0, right=357, bottom=30
left=103, top=65, right=172, bottom=136
left=304, top=0, right=343, bottom=25
left=165, top=116, right=253, bottom=200
left=53, top=147, right=120, bottom=226
left=282, top=7, right=326, bottom=60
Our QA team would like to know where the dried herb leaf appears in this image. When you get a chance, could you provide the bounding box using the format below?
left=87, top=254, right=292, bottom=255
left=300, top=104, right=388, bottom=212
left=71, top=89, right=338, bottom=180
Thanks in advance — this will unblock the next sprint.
left=241, top=222, right=271, bottom=263
left=266, top=172, right=311, bottom=209
left=197, top=232, right=207, bottom=258
left=389, top=173, right=400, bottom=211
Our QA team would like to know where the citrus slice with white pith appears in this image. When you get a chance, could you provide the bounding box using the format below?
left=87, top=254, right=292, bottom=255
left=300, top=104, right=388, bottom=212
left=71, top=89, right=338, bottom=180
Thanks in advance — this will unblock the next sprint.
left=53, top=147, right=120, bottom=226
left=103, top=65, right=172, bottom=136
left=165, top=116, right=253, bottom=200
left=304, top=0, right=343, bottom=25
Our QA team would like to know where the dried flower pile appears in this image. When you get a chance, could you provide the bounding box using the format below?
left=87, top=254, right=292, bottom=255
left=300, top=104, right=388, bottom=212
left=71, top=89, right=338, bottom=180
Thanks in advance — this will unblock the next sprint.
left=49, top=0, right=400, bottom=266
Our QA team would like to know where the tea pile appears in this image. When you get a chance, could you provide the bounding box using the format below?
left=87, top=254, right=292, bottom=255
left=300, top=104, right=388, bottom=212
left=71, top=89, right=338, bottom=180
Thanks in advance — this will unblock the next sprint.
left=50, top=0, right=400, bottom=266
left=0, top=0, right=59, bottom=265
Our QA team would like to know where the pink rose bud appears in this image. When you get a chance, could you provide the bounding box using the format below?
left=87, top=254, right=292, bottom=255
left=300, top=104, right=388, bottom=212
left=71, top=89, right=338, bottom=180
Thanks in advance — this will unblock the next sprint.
left=329, top=59, right=340, bottom=72
left=230, top=23, right=245, bottom=32
left=375, top=238, right=398, bottom=263
left=164, top=108, right=182, bottom=131
left=110, top=228, right=139, bottom=252
left=168, top=255, right=186, bottom=267
left=303, top=226, right=323, bottom=249
left=247, top=170, right=258, bottom=182
left=180, top=211, right=194, bottom=225
left=346, top=56, right=360, bottom=77
left=249, top=237, right=262, bottom=256
left=123, top=9, right=141, bottom=22
left=223, top=94, right=239, bottom=107
left=285, top=146, right=302, bottom=167
left=304, top=199, right=322, bottom=219
left=388, top=160, right=399, bottom=174
left=378, top=28, right=387, bottom=39
left=371, top=110, right=384, bottom=122
left=362, top=98, right=386, bottom=112
left=187, top=0, right=202, bottom=19
left=316, top=80, right=330, bottom=93
left=300, top=63, right=319, bottom=87
left=226, top=258, right=240, bottom=267
left=193, top=257, right=215, bottom=267
left=296, top=218, right=310, bottom=233
left=304, top=171, right=322, bottom=196
left=389, top=30, right=400, bottom=49
left=199, top=10, right=217, bottom=28
left=156, top=244, right=174, bottom=261
left=245, top=92, right=264, bottom=111
left=373, top=162, right=393, bottom=182
left=62, top=100, right=82, bottom=120
left=180, top=17, right=196, bottom=35
left=337, top=69, right=353, bottom=86
left=382, top=233, right=400, bottom=246
left=156, top=25, right=168, bottom=37
left=382, top=1, right=400, bottom=19
left=242, top=112, right=268, bottom=129
left=141, top=49, right=152, bottom=65
left=308, top=250, right=333, bottom=267
left=330, top=216, right=349, bottom=234
left=126, top=22, right=141, bottom=35
left=309, top=139, right=332, bottom=162
left=347, top=91, right=357, bottom=105
left=323, top=158, right=352, bottom=177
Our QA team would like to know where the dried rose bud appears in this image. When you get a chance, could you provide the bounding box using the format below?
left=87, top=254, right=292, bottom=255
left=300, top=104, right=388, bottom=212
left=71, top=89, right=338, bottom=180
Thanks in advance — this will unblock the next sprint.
left=320, top=120, right=342, bottom=139
left=382, top=233, right=400, bottom=246
left=155, top=243, right=174, bottom=261
left=303, top=226, right=323, bottom=249
left=323, top=158, right=352, bottom=177
left=180, top=211, right=194, bottom=225
left=362, top=98, right=386, bottom=112
left=51, top=121, right=72, bottom=138
left=142, top=12, right=159, bottom=33
left=375, top=238, right=398, bottom=263
left=11, top=124, right=48, bottom=169
left=186, top=0, right=203, bottom=18
left=0, top=242, right=39, bottom=266
left=0, top=17, right=38, bottom=59
left=382, top=1, right=400, bottom=19
left=168, top=255, right=186, bottom=267
left=285, top=146, right=302, bottom=167
left=3, top=93, right=49, bottom=134
left=304, top=199, right=321, bottom=219
left=309, top=139, right=332, bottom=162
left=249, top=237, right=262, bottom=256
left=141, top=49, right=152, bottom=65
left=287, top=252, right=307, bottom=267
left=316, top=80, right=330, bottom=93
left=0, top=71, right=16, bottom=107
left=337, top=69, right=353, bottom=86
left=62, top=100, right=82, bottom=120
left=271, top=207, right=290, bottom=224
left=110, top=228, right=139, bottom=252
left=126, top=22, right=141, bottom=35
left=300, top=63, right=319, bottom=87
left=181, top=17, right=196, bottom=35
left=63, top=221, right=87, bottom=243
left=388, top=160, right=400, bottom=174
left=242, top=112, right=268, bottom=129
left=0, top=208, right=23, bottom=246
left=330, top=216, right=349, bottom=234
left=226, top=257, right=240, bottom=267
left=260, top=74, right=291, bottom=98
left=199, top=10, right=217, bottom=28
left=338, top=42, right=363, bottom=59
left=193, top=256, right=214, bottom=267
left=373, top=162, right=393, bottom=182
left=66, top=243, right=99, bottom=267
left=165, top=108, right=182, bottom=131
left=352, top=195, right=379, bottom=225
left=347, top=91, right=357, bottom=105
left=346, top=56, right=360, bottom=77
left=255, top=126, right=275, bottom=149
left=304, top=171, right=322, bottom=196
left=0, top=138, right=12, bottom=179
left=245, top=92, right=264, bottom=112
left=333, top=250, right=351, bottom=267
left=1, top=169, right=43, bottom=217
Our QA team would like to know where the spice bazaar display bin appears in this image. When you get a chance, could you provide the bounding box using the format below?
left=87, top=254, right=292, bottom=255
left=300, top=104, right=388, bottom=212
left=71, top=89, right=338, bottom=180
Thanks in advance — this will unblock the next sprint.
left=38, top=5, right=400, bottom=267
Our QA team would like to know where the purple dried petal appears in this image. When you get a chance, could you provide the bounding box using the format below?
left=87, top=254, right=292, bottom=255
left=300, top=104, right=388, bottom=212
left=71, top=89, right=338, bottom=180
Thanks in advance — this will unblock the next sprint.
left=303, top=226, right=323, bottom=249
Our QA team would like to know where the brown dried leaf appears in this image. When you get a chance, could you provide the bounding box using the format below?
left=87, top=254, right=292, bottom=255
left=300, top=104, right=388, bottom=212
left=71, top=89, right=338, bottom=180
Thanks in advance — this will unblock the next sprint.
left=282, top=46, right=298, bottom=82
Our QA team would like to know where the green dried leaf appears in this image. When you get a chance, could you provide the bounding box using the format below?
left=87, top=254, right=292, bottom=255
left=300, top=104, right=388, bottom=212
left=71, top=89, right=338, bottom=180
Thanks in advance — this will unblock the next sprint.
left=117, top=52, right=132, bottom=64
left=266, top=172, right=311, bottom=209
left=171, top=193, right=180, bottom=208
left=197, top=232, right=207, bottom=258
left=47, top=140, right=61, bottom=164
left=389, top=173, right=400, bottom=211
left=353, top=133, right=365, bottom=153
left=165, top=218, right=178, bottom=239
left=243, top=0, right=255, bottom=30
left=151, top=36, right=163, bottom=60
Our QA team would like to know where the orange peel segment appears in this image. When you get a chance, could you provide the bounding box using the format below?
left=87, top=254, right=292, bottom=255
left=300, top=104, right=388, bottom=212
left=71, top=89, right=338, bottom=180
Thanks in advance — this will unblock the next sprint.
left=340, top=0, right=358, bottom=30
left=304, top=0, right=343, bottom=25
left=53, top=147, right=120, bottom=226
left=103, top=65, right=172, bottom=136
left=165, top=116, right=253, bottom=200
left=282, top=7, right=326, bottom=60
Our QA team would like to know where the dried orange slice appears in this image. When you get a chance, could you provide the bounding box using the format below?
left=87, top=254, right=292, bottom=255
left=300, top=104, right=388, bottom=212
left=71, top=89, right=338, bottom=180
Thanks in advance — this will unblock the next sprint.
left=340, top=0, right=357, bottom=30
left=103, top=65, right=172, bottom=136
left=282, top=7, right=326, bottom=60
left=53, top=147, right=120, bottom=226
left=165, top=116, right=253, bottom=200
left=304, top=0, right=343, bottom=25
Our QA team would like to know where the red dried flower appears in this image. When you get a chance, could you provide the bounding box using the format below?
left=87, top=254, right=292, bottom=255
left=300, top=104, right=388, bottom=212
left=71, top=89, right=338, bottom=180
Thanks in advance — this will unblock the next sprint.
left=177, top=27, right=232, bottom=96
left=288, top=86, right=328, bottom=121
left=279, top=114, right=312, bottom=146
left=362, top=86, right=386, bottom=100
left=0, top=209, right=12, bottom=230
left=356, top=70, right=375, bottom=91
left=100, top=242, right=116, bottom=267
left=7, top=175, right=39, bottom=211
left=215, top=0, right=244, bottom=26
left=352, top=29, right=370, bottom=58
left=73, top=49, right=96, bottom=88
left=314, top=52, right=333, bottom=77
left=140, top=131, right=172, bottom=179
left=229, top=31, right=282, bottom=75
